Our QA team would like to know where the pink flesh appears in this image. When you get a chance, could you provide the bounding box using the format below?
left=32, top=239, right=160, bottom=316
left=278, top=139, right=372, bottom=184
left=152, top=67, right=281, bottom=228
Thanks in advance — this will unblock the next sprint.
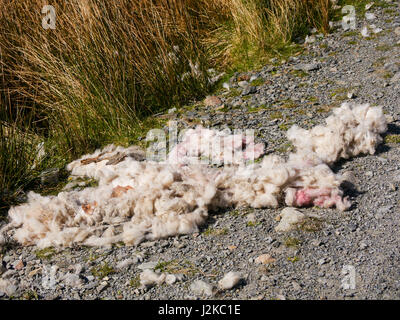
left=294, top=188, right=348, bottom=209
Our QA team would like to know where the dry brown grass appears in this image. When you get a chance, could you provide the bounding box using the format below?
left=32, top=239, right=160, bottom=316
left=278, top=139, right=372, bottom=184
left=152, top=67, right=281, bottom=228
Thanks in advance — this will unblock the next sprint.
left=0, top=0, right=331, bottom=207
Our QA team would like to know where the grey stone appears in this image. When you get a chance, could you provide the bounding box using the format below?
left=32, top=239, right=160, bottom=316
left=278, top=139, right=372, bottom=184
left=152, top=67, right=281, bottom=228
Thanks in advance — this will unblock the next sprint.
left=190, top=280, right=214, bottom=297
left=294, top=63, right=320, bottom=72
left=137, top=261, right=158, bottom=270
left=165, top=274, right=177, bottom=285
left=238, top=81, right=249, bottom=88
left=64, top=273, right=84, bottom=288
left=391, top=72, right=400, bottom=83
left=241, top=85, right=257, bottom=96
left=40, top=168, right=60, bottom=186
left=116, top=258, right=139, bottom=270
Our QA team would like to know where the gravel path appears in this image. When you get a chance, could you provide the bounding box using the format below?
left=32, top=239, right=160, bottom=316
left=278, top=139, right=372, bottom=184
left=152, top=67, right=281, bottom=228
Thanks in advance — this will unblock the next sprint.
left=1, top=2, right=400, bottom=300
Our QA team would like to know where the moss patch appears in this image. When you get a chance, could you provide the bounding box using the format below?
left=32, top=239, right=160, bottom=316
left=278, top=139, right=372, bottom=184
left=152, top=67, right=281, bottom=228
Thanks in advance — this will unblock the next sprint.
left=203, top=227, right=229, bottom=236
left=376, top=44, right=392, bottom=52
left=250, top=78, right=265, bottom=87
left=385, top=134, right=400, bottom=144
left=129, top=275, right=140, bottom=288
left=287, top=256, right=300, bottom=263
left=91, top=262, right=115, bottom=279
left=284, top=237, right=301, bottom=248
left=35, top=247, right=56, bottom=260
left=298, top=217, right=323, bottom=232
left=290, top=69, right=309, bottom=78
left=269, top=111, right=283, bottom=120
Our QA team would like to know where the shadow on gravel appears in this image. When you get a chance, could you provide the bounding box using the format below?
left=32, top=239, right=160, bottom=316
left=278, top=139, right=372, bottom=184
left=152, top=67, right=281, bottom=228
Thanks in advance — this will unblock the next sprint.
left=386, top=123, right=400, bottom=135
left=376, top=123, right=400, bottom=155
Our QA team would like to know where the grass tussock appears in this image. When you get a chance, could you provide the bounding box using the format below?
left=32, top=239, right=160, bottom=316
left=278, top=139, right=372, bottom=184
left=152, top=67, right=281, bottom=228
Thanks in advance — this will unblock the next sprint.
left=1, top=0, right=332, bottom=207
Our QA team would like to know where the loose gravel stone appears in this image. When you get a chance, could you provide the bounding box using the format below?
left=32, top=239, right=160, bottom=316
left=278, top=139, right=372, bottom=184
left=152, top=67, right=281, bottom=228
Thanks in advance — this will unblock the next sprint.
left=254, top=254, right=276, bottom=265
left=275, top=208, right=305, bottom=232
left=190, top=280, right=214, bottom=297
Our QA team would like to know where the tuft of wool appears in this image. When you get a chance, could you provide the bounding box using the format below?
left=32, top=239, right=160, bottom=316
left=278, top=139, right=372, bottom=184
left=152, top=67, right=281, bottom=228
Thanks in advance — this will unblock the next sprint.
left=168, top=126, right=265, bottom=165
left=0, top=103, right=387, bottom=248
left=218, top=271, right=243, bottom=290
left=287, top=102, right=387, bottom=165
left=139, top=269, right=166, bottom=288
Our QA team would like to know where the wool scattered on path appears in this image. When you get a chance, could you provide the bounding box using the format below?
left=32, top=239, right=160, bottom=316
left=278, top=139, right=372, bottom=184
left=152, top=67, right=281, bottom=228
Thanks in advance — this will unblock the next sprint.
left=0, top=102, right=387, bottom=248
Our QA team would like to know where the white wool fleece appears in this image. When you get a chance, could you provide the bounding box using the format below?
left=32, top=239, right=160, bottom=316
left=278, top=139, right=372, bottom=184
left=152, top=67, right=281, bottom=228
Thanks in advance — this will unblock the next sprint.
left=0, top=102, right=388, bottom=248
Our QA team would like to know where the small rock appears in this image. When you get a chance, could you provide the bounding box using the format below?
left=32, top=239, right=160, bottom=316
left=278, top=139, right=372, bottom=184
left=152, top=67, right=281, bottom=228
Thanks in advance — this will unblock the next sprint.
left=1, top=269, right=17, bottom=279
left=175, top=274, right=186, bottom=282
left=168, top=107, right=177, bottom=114
left=238, top=81, right=249, bottom=88
left=223, top=82, right=230, bottom=90
left=86, top=275, right=95, bottom=281
left=249, top=74, right=260, bottom=82
left=347, top=91, right=356, bottom=99
left=365, top=2, right=374, bottom=10
left=0, top=279, right=18, bottom=297
left=265, top=236, right=275, bottom=244
left=64, top=273, right=84, bottom=288
left=165, top=274, right=177, bottom=285
left=275, top=208, right=305, bottom=232
left=292, top=281, right=301, bottom=291
left=28, top=268, right=42, bottom=278
left=241, top=85, right=257, bottom=96
left=116, top=258, right=138, bottom=270
left=294, top=63, right=320, bottom=72
left=174, top=240, right=186, bottom=249
left=361, top=26, right=369, bottom=38
left=40, top=168, right=59, bottom=186
left=394, top=27, right=400, bottom=37
left=341, top=170, right=357, bottom=186
left=371, top=25, right=382, bottom=34
left=13, top=260, right=24, bottom=271
left=391, top=72, right=400, bottom=83
left=246, top=213, right=256, bottom=223
left=305, top=35, right=316, bottom=44
left=190, top=280, right=214, bottom=297
left=359, top=242, right=368, bottom=250
left=365, top=13, right=376, bottom=20
left=137, top=261, right=158, bottom=271
left=349, top=223, right=358, bottom=232
left=254, top=254, right=276, bottom=265
left=84, top=282, right=98, bottom=290
left=377, top=205, right=392, bottom=215
left=204, top=95, right=223, bottom=107
left=384, top=63, right=400, bottom=74
left=97, top=282, right=109, bottom=293
left=71, top=263, right=83, bottom=275
left=260, top=275, right=268, bottom=282
left=385, top=115, right=394, bottom=123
